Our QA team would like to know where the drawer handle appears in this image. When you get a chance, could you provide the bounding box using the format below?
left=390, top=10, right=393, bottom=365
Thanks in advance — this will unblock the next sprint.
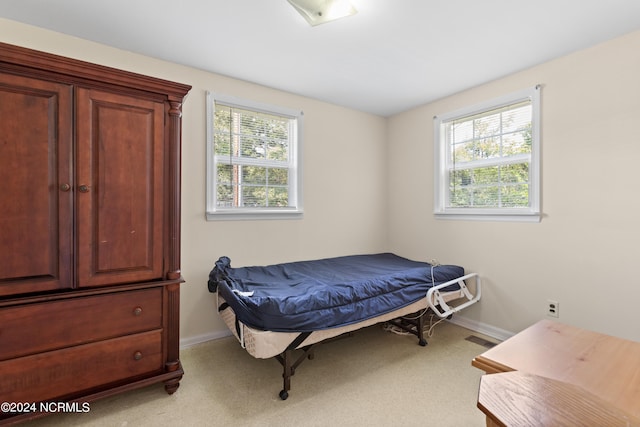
left=133, top=306, right=143, bottom=316
left=133, top=351, right=143, bottom=361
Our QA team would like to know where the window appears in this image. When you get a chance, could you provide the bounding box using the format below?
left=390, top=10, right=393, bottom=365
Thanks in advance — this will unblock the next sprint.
left=434, top=86, right=540, bottom=222
left=206, top=92, right=303, bottom=220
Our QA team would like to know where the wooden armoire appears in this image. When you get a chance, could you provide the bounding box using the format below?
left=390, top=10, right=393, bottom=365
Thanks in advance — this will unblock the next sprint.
left=0, top=42, right=191, bottom=424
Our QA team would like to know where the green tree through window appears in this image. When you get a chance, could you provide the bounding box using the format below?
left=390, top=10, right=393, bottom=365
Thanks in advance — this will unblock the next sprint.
left=206, top=93, right=303, bottom=220
left=434, top=86, right=540, bottom=222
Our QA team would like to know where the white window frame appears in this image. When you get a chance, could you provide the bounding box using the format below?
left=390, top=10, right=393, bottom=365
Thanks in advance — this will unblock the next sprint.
left=206, top=92, right=303, bottom=220
left=434, top=86, right=541, bottom=222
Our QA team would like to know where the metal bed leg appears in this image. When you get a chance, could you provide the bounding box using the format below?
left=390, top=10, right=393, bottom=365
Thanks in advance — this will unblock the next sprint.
left=280, top=350, right=292, bottom=400
left=276, top=344, right=316, bottom=400
left=417, top=313, right=427, bottom=346
left=387, top=312, right=428, bottom=346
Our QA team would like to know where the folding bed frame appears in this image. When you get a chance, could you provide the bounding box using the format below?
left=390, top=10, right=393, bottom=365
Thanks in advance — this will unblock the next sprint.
left=208, top=253, right=481, bottom=400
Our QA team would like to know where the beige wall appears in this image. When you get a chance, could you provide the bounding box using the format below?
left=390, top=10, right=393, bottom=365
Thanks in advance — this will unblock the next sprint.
left=388, top=30, right=640, bottom=341
left=3, top=18, right=639, bottom=344
left=0, top=19, right=388, bottom=344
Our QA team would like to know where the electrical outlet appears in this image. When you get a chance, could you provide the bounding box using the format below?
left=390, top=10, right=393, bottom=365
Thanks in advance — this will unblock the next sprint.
left=547, top=300, right=559, bottom=318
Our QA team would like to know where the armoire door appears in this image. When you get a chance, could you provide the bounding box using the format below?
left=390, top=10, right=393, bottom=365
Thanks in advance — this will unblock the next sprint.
left=75, top=88, right=165, bottom=287
left=0, top=72, right=73, bottom=297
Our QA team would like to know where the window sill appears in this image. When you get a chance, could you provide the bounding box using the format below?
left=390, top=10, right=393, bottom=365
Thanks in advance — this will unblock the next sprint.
left=434, top=211, right=541, bottom=223
left=206, top=209, right=304, bottom=221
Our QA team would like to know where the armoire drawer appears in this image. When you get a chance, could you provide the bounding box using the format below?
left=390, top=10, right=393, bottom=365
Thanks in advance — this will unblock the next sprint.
left=0, top=288, right=162, bottom=360
left=0, top=330, right=163, bottom=404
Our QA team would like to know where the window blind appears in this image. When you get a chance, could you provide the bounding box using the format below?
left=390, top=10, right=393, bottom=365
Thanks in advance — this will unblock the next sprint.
left=214, top=104, right=294, bottom=208
left=445, top=100, right=533, bottom=209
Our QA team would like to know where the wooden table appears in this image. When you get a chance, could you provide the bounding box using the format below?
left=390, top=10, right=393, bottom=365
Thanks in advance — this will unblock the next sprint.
left=472, top=319, right=640, bottom=423
left=477, top=371, right=640, bottom=427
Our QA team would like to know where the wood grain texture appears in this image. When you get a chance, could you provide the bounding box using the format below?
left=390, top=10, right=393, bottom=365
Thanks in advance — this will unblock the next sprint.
left=478, top=371, right=640, bottom=427
left=473, top=320, right=640, bottom=422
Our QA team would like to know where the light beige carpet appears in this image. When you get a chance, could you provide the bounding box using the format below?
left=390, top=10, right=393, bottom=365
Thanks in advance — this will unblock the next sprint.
left=22, top=321, right=497, bottom=427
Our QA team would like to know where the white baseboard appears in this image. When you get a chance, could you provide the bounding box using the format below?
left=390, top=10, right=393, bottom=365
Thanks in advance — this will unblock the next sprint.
left=180, top=330, right=231, bottom=349
left=447, top=315, right=514, bottom=342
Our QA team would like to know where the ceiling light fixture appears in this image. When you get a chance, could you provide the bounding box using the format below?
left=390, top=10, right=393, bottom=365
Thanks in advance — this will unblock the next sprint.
left=287, top=0, right=357, bottom=26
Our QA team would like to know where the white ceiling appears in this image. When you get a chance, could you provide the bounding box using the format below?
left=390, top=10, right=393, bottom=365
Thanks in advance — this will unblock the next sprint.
left=2, top=0, right=640, bottom=116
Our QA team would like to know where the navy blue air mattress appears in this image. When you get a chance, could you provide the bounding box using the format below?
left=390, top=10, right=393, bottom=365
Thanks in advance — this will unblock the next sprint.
left=208, top=253, right=464, bottom=332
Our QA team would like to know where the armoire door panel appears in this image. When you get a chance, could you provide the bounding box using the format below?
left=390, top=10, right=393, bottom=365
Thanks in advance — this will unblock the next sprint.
left=0, top=73, right=73, bottom=297
left=76, top=88, right=165, bottom=287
